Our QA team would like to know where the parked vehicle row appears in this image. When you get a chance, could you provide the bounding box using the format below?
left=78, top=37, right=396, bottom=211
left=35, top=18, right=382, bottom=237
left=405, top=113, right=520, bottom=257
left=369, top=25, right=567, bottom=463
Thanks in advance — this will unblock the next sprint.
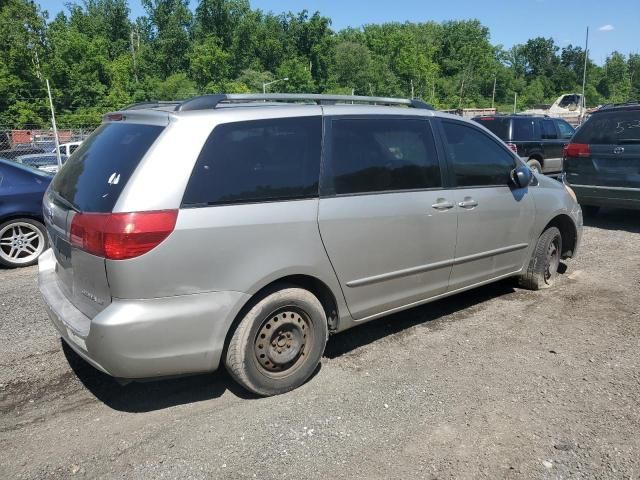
left=0, top=139, right=80, bottom=173
left=472, top=114, right=575, bottom=174
left=37, top=93, right=582, bottom=396
left=2, top=94, right=635, bottom=397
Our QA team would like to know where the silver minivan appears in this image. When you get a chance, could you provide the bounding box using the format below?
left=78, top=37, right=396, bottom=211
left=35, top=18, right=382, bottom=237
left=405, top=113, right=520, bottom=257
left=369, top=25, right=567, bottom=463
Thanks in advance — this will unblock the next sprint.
left=39, top=94, right=583, bottom=396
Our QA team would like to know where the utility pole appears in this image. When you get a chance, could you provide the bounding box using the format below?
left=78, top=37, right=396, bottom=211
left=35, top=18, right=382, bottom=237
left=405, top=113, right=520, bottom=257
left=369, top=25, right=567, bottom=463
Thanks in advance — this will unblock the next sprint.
left=410, top=79, right=415, bottom=99
left=46, top=79, right=62, bottom=168
left=580, top=26, right=589, bottom=123
left=491, top=74, right=497, bottom=109
left=513, top=92, right=517, bottom=113
left=458, top=76, right=465, bottom=108
left=130, top=28, right=139, bottom=83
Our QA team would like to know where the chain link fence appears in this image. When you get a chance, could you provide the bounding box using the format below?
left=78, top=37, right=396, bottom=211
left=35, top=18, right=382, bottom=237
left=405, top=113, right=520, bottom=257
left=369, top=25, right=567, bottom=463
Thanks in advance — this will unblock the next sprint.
left=0, top=124, right=98, bottom=171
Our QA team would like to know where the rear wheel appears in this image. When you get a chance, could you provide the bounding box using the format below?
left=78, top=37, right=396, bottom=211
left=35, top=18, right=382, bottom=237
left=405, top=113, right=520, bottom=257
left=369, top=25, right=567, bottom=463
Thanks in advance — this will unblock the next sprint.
left=225, top=286, right=328, bottom=396
left=0, top=218, right=47, bottom=268
left=519, top=226, right=562, bottom=290
left=527, top=158, right=543, bottom=174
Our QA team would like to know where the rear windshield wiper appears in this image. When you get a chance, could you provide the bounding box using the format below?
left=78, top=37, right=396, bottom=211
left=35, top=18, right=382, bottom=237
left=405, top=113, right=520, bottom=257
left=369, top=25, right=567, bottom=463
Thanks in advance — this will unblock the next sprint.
left=50, top=189, right=79, bottom=212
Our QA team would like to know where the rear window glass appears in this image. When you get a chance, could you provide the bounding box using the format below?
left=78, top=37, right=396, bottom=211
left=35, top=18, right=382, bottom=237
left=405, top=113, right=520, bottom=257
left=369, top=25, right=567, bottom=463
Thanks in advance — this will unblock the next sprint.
left=52, top=123, right=163, bottom=212
left=182, top=116, right=321, bottom=206
left=573, top=110, right=640, bottom=145
left=474, top=117, right=510, bottom=139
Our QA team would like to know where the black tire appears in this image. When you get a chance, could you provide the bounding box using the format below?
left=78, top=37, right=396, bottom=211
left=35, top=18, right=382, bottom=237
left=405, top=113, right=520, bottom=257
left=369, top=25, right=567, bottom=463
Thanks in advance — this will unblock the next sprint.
left=519, top=226, right=562, bottom=290
left=0, top=218, right=48, bottom=268
left=582, top=205, right=600, bottom=217
left=527, top=158, right=543, bottom=174
left=225, top=286, right=328, bottom=396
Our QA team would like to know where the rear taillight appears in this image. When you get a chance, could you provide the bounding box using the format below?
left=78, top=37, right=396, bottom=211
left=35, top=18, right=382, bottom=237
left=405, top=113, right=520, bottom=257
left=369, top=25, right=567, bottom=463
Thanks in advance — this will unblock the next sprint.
left=505, top=142, right=518, bottom=153
left=564, top=143, right=591, bottom=158
left=70, top=210, right=178, bottom=260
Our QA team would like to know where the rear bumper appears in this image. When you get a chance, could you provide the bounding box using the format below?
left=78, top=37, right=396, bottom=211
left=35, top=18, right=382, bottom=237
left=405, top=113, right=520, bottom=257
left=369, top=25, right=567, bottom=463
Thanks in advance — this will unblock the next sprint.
left=570, top=184, right=640, bottom=210
left=38, top=249, right=250, bottom=379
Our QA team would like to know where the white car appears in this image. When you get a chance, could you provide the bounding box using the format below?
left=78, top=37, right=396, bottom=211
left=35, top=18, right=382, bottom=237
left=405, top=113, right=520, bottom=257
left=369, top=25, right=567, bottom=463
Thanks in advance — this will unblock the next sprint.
left=52, top=141, right=82, bottom=157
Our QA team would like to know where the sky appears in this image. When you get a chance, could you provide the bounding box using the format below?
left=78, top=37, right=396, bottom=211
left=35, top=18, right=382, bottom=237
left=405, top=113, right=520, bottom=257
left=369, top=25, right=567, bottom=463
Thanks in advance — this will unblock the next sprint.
left=37, top=0, right=639, bottom=65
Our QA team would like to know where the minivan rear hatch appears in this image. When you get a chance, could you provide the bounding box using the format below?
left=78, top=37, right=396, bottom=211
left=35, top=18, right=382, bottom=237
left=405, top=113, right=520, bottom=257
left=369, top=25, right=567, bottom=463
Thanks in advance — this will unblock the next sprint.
left=44, top=121, right=165, bottom=318
left=565, top=108, right=640, bottom=188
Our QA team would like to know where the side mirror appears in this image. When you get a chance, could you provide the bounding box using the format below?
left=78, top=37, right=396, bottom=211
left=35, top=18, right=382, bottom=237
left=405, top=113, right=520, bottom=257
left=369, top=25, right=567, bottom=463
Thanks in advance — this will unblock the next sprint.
left=511, top=166, right=533, bottom=188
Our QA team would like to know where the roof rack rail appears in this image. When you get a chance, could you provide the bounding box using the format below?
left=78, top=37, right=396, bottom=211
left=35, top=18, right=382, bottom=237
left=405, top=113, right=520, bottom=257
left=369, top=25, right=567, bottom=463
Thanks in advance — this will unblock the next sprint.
left=122, top=101, right=182, bottom=111
left=512, top=112, right=550, bottom=117
left=174, top=93, right=434, bottom=111
left=598, top=100, right=639, bottom=110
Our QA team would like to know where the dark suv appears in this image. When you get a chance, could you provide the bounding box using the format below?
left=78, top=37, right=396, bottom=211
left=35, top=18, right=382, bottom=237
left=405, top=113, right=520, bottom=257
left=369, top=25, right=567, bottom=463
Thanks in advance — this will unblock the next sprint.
left=473, top=115, right=575, bottom=174
left=563, top=102, right=640, bottom=214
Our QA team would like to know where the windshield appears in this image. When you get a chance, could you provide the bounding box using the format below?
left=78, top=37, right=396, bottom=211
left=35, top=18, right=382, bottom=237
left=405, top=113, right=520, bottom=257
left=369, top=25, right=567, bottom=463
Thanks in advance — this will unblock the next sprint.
left=573, top=110, right=640, bottom=145
left=20, top=156, right=60, bottom=167
left=0, top=157, right=54, bottom=176
left=51, top=122, right=164, bottom=212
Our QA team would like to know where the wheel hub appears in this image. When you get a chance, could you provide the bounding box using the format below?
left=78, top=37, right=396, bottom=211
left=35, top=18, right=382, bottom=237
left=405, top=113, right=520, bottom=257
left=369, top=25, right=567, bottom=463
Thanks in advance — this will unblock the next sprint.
left=544, top=238, right=560, bottom=282
left=254, top=309, right=309, bottom=372
left=0, top=222, right=44, bottom=264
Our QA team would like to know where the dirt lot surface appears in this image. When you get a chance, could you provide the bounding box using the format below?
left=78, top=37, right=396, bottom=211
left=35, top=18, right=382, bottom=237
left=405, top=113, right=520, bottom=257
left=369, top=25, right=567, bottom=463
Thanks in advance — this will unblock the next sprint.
left=1, top=209, right=639, bottom=479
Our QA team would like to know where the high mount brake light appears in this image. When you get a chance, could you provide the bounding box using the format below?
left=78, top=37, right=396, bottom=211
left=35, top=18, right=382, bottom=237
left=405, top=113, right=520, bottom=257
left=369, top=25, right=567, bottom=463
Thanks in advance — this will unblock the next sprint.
left=70, top=210, right=178, bottom=260
left=564, top=143, right=591, bottom=158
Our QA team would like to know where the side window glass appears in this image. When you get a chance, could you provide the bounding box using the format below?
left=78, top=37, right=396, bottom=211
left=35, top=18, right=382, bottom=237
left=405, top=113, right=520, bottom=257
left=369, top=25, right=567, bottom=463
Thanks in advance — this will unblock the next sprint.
left=182, top=116, right=321, bottom=206
left=556, top=120, right=575, bottom=139
left=442, top=121, right=516, bottom=187
left=512, top=118, right=537, bottom=140
left=325, top=118, right=441, bottom=195
left=541, top=119, right=558, bottom=139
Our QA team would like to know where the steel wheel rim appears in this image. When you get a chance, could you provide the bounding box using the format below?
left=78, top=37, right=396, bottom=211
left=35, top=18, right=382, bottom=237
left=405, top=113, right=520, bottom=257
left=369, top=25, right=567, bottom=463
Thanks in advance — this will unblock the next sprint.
left=253, top=307, right=313, bottom=378
left=0, top=222, right=45, bottom=265
left=544, top=236, right=560, bottom=283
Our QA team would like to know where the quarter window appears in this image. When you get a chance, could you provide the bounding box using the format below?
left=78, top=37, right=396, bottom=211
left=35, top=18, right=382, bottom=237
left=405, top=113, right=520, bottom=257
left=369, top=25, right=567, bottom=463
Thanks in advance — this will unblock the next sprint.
left=182, top=116, right=322, bottom=206
left=442, top=121, right=516, bottom=187
left=325, top=118, right=441, bottom=195
left=556, top=120, right=575, bottom=139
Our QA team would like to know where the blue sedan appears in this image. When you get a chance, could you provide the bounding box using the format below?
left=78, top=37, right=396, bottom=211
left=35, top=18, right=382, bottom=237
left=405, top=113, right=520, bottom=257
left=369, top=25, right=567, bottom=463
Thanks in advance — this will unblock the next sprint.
left=0, top=158, right=53, bottom=267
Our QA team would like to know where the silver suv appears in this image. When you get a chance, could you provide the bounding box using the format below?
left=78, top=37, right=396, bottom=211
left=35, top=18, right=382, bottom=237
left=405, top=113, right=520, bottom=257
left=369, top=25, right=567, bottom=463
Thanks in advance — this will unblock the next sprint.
left=39, top=94, right=583, bottom=396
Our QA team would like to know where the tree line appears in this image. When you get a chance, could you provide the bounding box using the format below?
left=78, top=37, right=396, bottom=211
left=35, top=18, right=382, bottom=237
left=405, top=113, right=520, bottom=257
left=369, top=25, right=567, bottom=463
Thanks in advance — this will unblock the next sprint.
left=1, top=0, right=638, bottom=128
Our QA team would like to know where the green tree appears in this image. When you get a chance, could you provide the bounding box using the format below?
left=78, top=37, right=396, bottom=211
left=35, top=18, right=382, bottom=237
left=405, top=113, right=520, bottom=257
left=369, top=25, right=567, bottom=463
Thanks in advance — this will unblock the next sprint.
left=142, top=0, right=192, bottom=78
left=189, top=36, right=231, bottom=88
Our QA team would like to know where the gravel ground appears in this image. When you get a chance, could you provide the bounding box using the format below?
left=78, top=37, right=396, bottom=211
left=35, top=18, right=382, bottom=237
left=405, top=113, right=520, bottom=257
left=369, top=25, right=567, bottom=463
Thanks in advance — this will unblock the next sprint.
left=1, top=209, right=639, bottom=479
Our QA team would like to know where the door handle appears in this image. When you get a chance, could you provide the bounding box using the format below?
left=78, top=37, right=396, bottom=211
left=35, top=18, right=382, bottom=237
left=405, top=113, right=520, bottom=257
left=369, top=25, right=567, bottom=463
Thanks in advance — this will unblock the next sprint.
left=431, top=199, right=454, bottom=210
left=458, top=198, right=478, bottom=209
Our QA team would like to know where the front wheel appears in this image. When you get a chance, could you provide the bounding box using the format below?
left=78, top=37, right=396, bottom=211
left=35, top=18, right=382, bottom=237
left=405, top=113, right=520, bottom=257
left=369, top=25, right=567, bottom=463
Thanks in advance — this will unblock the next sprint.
left=225, top=286, right=328, bottom=396
left=518, top=226, right=562, bottom=290
left=0, top=218, right=48, bottom=268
